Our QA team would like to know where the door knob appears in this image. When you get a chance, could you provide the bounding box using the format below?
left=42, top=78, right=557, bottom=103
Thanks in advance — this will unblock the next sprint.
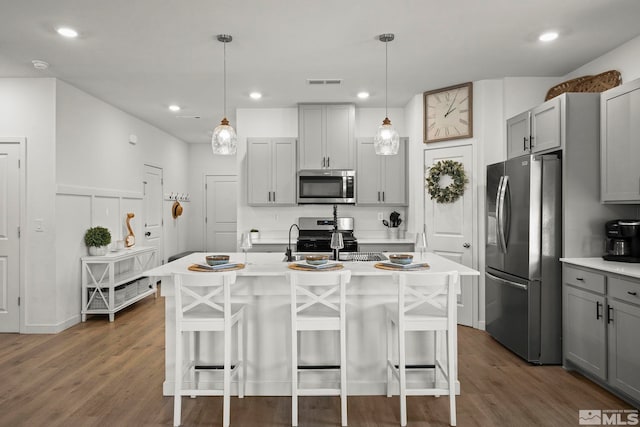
left=463, top=242, right=471, bottom=248
left=145, top=231, right=151, bottom=237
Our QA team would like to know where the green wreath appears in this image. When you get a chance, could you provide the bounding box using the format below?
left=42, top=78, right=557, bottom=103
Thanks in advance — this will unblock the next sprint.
left=426, top=160, right=468, bottom=203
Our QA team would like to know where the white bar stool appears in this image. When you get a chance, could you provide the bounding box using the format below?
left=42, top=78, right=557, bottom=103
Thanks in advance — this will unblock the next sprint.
left=385, top=271, right=459, bottom=426
left=287, top=270, right=351, bottom=427
left=172, top=271, right=245, bottom=427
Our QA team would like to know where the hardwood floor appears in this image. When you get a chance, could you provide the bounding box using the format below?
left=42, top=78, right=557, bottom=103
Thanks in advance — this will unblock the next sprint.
left=0, top=289, right=634, bottom=426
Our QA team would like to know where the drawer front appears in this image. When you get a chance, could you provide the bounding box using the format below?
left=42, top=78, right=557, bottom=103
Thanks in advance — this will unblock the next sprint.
left=563, top=265, right=606, bottom=294
left=608, top=276, right=640, bottom=304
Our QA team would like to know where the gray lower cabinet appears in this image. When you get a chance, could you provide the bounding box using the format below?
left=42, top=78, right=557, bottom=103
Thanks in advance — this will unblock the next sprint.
left=247, top=138, right=296, bottom=206
left=600, top=78, right=640, bottom=203
left=356, top=138, right=407, bottom=205
left=563, top=281, right=607, bottom=380
left=562, top=264, right=640, bottom=405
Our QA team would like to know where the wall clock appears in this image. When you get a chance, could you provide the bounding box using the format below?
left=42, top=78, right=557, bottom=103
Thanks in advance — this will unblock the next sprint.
left=423, top=82, right=473, bottom=143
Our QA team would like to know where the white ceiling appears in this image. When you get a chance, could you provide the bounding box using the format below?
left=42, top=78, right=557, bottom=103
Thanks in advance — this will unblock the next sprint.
left=2, top=0, right=640, bottom=143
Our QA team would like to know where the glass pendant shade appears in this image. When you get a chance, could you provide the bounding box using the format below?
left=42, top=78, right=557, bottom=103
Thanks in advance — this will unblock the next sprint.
left=374, top=33, right=399, bottom=155
left=374, top=117, right=400, bottom=155
left=211, top=117, right=237, bottom=155
left=212, top=34, right=236, bottom=156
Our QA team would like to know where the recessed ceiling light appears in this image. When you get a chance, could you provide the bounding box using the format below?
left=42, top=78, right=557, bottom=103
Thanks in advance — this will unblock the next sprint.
left=539, top=31, right=559, bottom=42
left=168, top=105, right=181, bottom=112
left=249, top=92, right=262, bottom=100
left=357, top=92, right=370, bottom=99
left=32, top=60, right=49, bottom=70
left=57, top=27, right=78, bottom=38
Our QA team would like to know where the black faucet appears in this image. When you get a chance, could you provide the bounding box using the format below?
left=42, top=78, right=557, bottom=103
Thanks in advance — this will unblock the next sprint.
left=286, top=223, right=300, bottom=262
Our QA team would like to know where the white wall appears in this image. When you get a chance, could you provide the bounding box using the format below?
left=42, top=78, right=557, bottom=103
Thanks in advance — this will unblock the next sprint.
left=566, top=35, right=640, bottom=82
left=54, top=80, right=191, bottom=330
left=234, top=107, right=409, bottom=243
left=0, top=78, right=194, bottom=333
left=0, top=78, right=57, bottom=331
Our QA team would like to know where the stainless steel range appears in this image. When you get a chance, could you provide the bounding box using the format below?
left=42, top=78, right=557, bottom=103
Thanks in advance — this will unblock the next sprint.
left=296, top=217, right=358, bottom=253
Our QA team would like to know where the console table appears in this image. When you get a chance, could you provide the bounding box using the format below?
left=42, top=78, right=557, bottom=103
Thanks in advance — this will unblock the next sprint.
left=81, top=246, right=157, bottom=322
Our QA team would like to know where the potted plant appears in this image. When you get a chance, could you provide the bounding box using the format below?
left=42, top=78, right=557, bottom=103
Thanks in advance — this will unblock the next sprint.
left=84, top=226, right=112, bottom=256
left=250, top=229, right=260, bottom=242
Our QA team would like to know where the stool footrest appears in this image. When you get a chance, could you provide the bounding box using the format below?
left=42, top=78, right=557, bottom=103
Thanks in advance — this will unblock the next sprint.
left=298, top=364, right=340, bottom=370
left=195, top=364, right=237, bottom=370
left=393, top=364, right=436, bottom=369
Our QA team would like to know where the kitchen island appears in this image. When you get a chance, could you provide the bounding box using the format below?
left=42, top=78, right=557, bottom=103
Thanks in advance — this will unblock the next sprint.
left=144, top=252, right=479, bottom=396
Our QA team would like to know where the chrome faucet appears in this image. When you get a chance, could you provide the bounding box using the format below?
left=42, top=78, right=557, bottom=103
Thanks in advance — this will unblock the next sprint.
left=286, top=223, right=300, bottom=262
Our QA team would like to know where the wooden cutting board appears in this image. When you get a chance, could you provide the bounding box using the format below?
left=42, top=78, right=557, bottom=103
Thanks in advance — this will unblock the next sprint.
left=288, top=263, right=344, bottom=272
left=374, top=262, right=430, bottom=271
left=188, top=263, right=245, bottom=272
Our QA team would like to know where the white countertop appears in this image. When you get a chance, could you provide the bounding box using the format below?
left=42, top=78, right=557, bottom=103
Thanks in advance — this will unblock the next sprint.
left=357, top=238, right=414, bottom=244
left=560, top=257, right=640, bottom=279
left=145, top=251, right=479, bottom=278
left=251, top=237, right=414, bottom=245
left=250, top=238, right=290, bottom=245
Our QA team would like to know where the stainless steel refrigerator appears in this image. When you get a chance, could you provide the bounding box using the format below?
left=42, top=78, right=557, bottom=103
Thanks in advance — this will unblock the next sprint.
left=485, top=154, right=562, bottom=364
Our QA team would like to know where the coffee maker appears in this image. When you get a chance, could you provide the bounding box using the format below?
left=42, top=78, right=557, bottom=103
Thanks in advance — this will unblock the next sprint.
left=603, top=219, right=640, bottom=263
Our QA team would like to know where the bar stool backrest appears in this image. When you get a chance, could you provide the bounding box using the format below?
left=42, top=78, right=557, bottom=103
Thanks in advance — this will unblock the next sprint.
left=288, top=270, right=352, bottom=318
left=173, top=271, right=237, bottom=326
left=394, top=271, right=459, bottom=318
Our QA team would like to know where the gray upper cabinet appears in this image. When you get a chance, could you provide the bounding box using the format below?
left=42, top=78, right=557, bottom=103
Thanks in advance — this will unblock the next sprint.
left=506, top=96, right=561, bottom=159
left=600, top=78, right=640, bottom=203
left=298, top=104, right=355, bottom=170
left=506, top=110, right=530, bottom=158
left=247, top=138, right=297, bottom=206
left=356, top=138, right=407, bottom=205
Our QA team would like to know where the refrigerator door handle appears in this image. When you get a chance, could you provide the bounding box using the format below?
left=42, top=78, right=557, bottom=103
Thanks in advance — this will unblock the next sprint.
left=486, top=272, right=528, bottom=290
left=495, top=175, right=504, bottom=252
left=497, top=175, right=509, bottom=253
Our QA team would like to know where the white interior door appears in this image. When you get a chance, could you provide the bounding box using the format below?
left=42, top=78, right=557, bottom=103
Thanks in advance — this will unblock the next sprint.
left=143, top=164, right=163, bottom=266
left=205, top=175, right=237, bottom=252
left=0, top=140, right=22, bottom=332
left=425, top=144, right=475, bottom=326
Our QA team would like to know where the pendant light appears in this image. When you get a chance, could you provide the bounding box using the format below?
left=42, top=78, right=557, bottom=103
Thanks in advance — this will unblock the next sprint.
left=211, top=34, right=237, bottom=155
left=374, top=33, right=399, bottom=155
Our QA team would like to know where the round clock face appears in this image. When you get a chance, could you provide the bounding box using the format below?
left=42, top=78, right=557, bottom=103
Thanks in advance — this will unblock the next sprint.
left=425, top=83, right=472, bottom=142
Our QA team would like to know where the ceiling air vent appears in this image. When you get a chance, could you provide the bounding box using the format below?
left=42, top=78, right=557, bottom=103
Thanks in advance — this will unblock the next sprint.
left=307, top=79, right=342, bottom=85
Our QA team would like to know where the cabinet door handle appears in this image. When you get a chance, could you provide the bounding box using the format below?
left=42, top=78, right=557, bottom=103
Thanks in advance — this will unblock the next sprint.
left=523, top=136, right=528, bottom=150
left=382, top=191, right=385, bottom=202
left=628, top=291, right=638, bottom=296
left=272, top=191, right=276, bottom=202
left=576, top=277, right=584, bottom=281
left=596, top=301, right=602, bottom=320
left=607, top=305, right=613, bottom=324
left=268, top=191, right=271, bottom=202
left=327, top=157, right=330, bottom=167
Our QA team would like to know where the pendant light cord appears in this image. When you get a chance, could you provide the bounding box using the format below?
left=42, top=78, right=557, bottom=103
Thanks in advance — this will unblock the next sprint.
left=385, top=38, right=388, bottom=118
left=223, top=40, right=227, bottom=119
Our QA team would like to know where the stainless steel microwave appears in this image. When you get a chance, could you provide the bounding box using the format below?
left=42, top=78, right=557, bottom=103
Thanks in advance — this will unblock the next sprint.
left=297, top=169, right=356, bottom=204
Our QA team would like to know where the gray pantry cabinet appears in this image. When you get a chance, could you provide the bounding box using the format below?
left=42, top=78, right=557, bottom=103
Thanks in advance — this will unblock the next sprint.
left=562, top=264, right=640, bottom=405
left=600, top=78, right=640, bottom=203
left=506, top=96, right=561, bottom=159
left=298, top=104, right=355, bottom=170
left=356, top=137, right=407, bottom=206
left=247, top=138, right=297, bottom=206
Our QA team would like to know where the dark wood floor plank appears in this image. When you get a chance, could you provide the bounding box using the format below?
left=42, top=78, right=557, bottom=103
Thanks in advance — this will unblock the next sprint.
left=0, top=290, right=634, bottom=426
